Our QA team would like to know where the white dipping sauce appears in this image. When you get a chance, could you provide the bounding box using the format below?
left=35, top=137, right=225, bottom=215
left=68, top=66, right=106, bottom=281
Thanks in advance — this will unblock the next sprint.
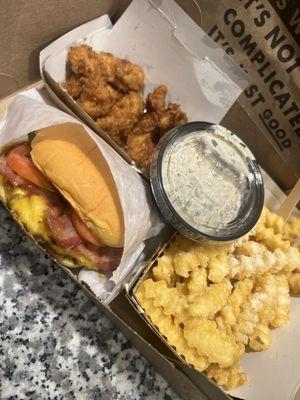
left=161, top=130, right=251, bottom=235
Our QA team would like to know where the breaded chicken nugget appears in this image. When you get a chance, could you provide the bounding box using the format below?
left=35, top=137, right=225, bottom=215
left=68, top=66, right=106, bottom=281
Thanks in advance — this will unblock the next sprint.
left=96, top=91, right=144, bottom=144
left=78, top=76, right=120, bottom=119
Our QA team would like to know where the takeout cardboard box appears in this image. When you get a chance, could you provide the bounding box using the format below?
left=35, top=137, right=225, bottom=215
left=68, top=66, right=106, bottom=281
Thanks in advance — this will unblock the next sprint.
left=1, top=1, right=300, bottom=400
left=39, top=0, right=249, bottom=175
left=128, top=172, right=300, bottom=400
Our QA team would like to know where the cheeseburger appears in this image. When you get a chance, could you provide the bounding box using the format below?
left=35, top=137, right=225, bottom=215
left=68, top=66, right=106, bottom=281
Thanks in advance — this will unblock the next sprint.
left=0, top=123, right=124, bottom=272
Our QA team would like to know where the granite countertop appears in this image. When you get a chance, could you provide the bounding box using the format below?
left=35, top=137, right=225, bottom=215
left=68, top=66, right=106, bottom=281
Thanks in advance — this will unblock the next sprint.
left=0, top=204, right=180, bottom=400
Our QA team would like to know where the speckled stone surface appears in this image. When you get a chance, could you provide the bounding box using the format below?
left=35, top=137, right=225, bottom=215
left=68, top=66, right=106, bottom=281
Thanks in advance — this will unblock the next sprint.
left=0, top=204, right=181, bottom=400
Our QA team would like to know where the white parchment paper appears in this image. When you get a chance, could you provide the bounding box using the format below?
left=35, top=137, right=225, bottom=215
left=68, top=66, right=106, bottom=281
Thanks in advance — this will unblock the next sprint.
left=0, top=89, right=164, bottom=304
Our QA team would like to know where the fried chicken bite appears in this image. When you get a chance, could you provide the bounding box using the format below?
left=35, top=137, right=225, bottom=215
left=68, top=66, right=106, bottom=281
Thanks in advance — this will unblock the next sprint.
left=78, top=77, right=120, bottom=119
left=61, top=75, right=83, bottom=100
left=158, top=103, right=188, bottom=135
left=126, top=112, right=160, bottom=171
left=98, top=52, right=116, bottom=82
left=114, top=59, right=145, bottom=92
left=146, top=85, right=167, bottom=113
left=146, top=85, right=188, bottom=136
left=126, top=86, right=188, bottom=171
left=126, top=132, right=156, bottom=172
left=130, top=112, right=159, bottom=141
left=98, top=52, right=145, bottom=93
left=96, top=91, right=144, bottom=145
left=68, top=45, right=102, bottom=78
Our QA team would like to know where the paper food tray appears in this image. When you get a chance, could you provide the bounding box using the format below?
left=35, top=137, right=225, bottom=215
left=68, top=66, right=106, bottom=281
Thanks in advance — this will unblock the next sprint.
left=0, top=87, right=167, bottom=305
left=40, top=0, right=250, bottom=173
left=128, top=170, right=300, bottom=400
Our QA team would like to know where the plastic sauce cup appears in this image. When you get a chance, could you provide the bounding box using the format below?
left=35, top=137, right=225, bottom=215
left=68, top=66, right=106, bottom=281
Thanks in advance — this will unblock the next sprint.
left=150, top=121, right=264, bottom=242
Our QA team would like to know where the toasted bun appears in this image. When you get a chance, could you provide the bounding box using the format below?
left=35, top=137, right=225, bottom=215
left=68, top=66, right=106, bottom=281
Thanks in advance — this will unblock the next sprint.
left=31, top=123, right=124, bottom=248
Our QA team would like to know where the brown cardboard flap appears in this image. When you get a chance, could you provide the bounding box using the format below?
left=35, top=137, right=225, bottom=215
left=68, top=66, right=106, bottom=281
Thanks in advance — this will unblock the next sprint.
left=171, top=359, right=232, bottom=400
left=221, top=100, right=298, bottom=192
left=0, top=0, right=121, bottom=99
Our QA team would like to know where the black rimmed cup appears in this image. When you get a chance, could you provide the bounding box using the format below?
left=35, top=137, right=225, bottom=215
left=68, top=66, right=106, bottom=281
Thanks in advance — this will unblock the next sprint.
left=150, top=121, right=264, bottom=243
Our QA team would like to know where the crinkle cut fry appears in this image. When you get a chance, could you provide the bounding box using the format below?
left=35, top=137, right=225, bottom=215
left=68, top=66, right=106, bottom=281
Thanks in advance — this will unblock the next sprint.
left=206, top=363, right=247, bottom=390
left=135, top=284, right=209, bottom=372
left=141, top=279, right=188, bottom=317
left=228, top=243, right=299, bottom=280
left=186, top=267, right=207, bottom=303
left=261, top=207, right=300, bottom=243
left=216, top=278, right=254, bottom=335
left=288, top=272, right=300, bottom=294
left=152, top=240, right=181, bottom=286
left=207, top=254, right=231, bottom=283
left=172, top=236, right=233, bottom=279
left=186, top=280, right=232, bottom=320
left=249, top=323, right=271, bottom=351
left=271, top=273, right=290, bottom=328
left=183, top=318, right=240, bottom=368
left=255, top=227, right=290, bottom=251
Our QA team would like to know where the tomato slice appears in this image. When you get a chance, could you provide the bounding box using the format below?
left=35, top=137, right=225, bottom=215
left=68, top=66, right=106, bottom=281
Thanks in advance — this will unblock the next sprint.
left=7, top=144, right=54, bottom=191
left=70, top=209, right=103, bottom=246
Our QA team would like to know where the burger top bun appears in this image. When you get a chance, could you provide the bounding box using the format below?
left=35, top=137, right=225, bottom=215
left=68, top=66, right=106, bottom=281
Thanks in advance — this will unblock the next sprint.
left=31, top=123, right=124, bottom=248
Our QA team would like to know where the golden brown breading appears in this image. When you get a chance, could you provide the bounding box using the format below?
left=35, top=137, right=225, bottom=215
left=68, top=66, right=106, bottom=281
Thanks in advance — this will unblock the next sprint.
left=126, top=132, right=156, bottom=172
left=126, top=112, right=160, bottom=171
left=98, top=51, right=145, bottom=93
left=68, top=45, right=102, bottom=77
left=61, top=75, right=83, bottom=100
left=63, top=45, right=188, bottom=167
left=125, top=87, right=188, bottom=171
left=77, top=76, right=120, bottom=119
left=157, top=103, right=188, bottom=135
left=146, top=85, right=188, bottom=136
left=146, top=85, right=167, bottom=113
left=98, top=51, right=117, bottom=82
left=130, top=112, right=159, bottom=141
left=96, top=91, right=144, bottom=144
left=114, top=59, right=145, bottom=92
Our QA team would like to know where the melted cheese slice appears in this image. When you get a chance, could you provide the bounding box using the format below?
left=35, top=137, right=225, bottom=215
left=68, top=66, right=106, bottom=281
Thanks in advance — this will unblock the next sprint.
left=8, top=188, right=50, bottom=241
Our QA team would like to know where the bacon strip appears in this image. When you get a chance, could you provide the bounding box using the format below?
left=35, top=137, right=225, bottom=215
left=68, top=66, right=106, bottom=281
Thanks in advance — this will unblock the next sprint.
left=45, top=209, right=82, bottom=250
left=75, top=243, right=122, bottom=271
left=45, top=207, right=122, bottom=270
